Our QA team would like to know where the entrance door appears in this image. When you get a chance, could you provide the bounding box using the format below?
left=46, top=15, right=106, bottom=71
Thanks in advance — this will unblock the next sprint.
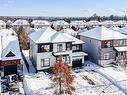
left=72, top=59, right=82, bottom=67
left=4, top=65, right=17, bottom=76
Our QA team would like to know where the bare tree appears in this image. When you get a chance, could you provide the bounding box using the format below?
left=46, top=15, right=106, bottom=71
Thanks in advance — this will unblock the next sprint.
left=51, top=56, right=75, bottom=95
left=17, top=26, right=29, bottom=50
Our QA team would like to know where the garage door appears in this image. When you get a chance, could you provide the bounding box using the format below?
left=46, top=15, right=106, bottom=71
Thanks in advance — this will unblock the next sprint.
left=4, top=65, right=17, bottom=76
left=72, top=59, right=82, bottom=67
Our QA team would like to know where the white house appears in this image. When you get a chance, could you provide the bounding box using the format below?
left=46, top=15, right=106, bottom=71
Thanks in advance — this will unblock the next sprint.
left=115, top=20, right=127, bottom=27
left=13, top=19, right=30, bottom=32
left=79, top=26, right=127, bottom=66
left=70, top=20, right=86, bottom=29
left=60, top=28, right=78, bottom=37
left=102, top=20, right=115, bottom=28
left=0, top=20, right=6, bottom=30
left=86, top=20, right=101, bottom=28
left=6, top=20, right=13, bottom=28
left=52, top=20, right=70, bottom=31
left=31, top=20, right=51, bottom=28
left=28, top=27, right=87, bottom=71
left=0, top=35, right=21, bottom=76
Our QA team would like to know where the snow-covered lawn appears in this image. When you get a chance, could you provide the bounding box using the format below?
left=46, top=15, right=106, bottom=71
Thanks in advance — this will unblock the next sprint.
left=77, top=71, right=125, bottom=95
left=22, top=50, right=127, bottom=95
left=98, top=66, right=127, bottom=94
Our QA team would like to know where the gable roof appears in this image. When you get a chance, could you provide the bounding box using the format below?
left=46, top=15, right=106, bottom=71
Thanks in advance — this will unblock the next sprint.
left=53, top=20, right=69, bottom=26
left=28, top=27, right=74, bottom=43
left=117, top=26, right=127, bottom=34
left=79, top=26, right=127, bottom=40
left=0, top=36, right=21, bottom=61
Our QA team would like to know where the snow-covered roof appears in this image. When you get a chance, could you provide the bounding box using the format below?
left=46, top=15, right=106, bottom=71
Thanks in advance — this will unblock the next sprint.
left=0, top=20, right=6, bottom=25
left=6, top=20, right=13, bottom=25
left=0, top=35, right=21, bottom=60
left=110, top=26, right=120, bottom=30
left=79, top=26, right=127, bottom=40
left=116, top=20, right=127, bottom=25
left=102, top=20, right=115, bottom=25
left=0, top=28, right=16, bottom=36
left=70, top=52, right=88, bottom=57
left=114, top=46, right=127, bottom=52
left=53, top=20, right=69, bottom=26
left=13, top=19, right=30, bottom=26
left=63, top=33, right=85, bottom=44
left=28, top=27, right=74, bottom=43
left=117, top=26, right=127, bottom=34
left=70, top=21, right=86, bottom=26
left=31, top=20, right=51, bottom=26
left=53, top=51, right=71, bottom=56
left=86, top=20, right=101, bottom=26
left=60, top=29, right=78, bottom=36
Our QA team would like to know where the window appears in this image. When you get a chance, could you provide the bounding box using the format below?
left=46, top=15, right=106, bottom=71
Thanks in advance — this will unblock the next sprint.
left=57, top=44, right=63, bottom=52
left=63, top=56, right=70, bottom=64
left=101, top=40, right=112, bottom=48
left=66, top=43, right=71, bottom=50
left=41, top=45, right=50, bottom=52
left=103, top=53, right=110, bottom=60
left=41, top=58, right=50, bottom=67
left=72, top=45, right=80, bottom=51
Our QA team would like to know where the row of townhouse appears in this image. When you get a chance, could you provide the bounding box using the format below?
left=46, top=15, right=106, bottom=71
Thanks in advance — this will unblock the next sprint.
left=28, top=27, right=87, bottom=72
left=0, top=29, right=21, bottom=77
left=79, top=26, right=127, bottom=66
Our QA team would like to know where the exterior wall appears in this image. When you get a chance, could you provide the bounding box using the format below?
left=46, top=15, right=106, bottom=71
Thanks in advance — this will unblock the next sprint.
left=80, top=36, right=101, bottom=64
left=29, top=39, right=37, bottom=67
left=36, top=52, right=55, bottom=70
left=53, top=43, right=66, bottom=52
left=80, top=36, right=116, bottom=66
left=99, top=48, right=115, bottom=65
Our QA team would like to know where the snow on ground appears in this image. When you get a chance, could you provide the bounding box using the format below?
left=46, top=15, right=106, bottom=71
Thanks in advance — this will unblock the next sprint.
left=98, top=66, right=127, bottom=94
left=23, top=72, right=53, bottom=95
left=22, top=50, right=36, bottom=73
left=22, top=50, right=127, bottom=95
left=77, top=71, right=125, bottom=95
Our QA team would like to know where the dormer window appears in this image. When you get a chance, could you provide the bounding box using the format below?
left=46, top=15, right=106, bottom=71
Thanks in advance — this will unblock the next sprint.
left=6, top=51, right=15, bottom=57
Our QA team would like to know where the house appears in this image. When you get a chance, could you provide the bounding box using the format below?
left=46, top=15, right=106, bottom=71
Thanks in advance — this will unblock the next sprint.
left=0, top=35, right=21, bottom=76
left=60, top=28, right=78, bottom=38
left=115, top=20, right=127, bottom=27
left=6, top=20, right=13, bottom=29
left=13, top=19, right=30, bottom=32
left=79, top=26, right=127, bottom=66
left=70, top=20, right=86, bottom=30
left=86, top=20, right=101, bottom=28
left=0, top=20, right=6, bottom=30
left=52, top=20, right=70, bottom=31
left=102, top=20, right=115, bottom=28
left=31, top=20, right=51, bottom=28
left=28, top=27, right=87, bottom=71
